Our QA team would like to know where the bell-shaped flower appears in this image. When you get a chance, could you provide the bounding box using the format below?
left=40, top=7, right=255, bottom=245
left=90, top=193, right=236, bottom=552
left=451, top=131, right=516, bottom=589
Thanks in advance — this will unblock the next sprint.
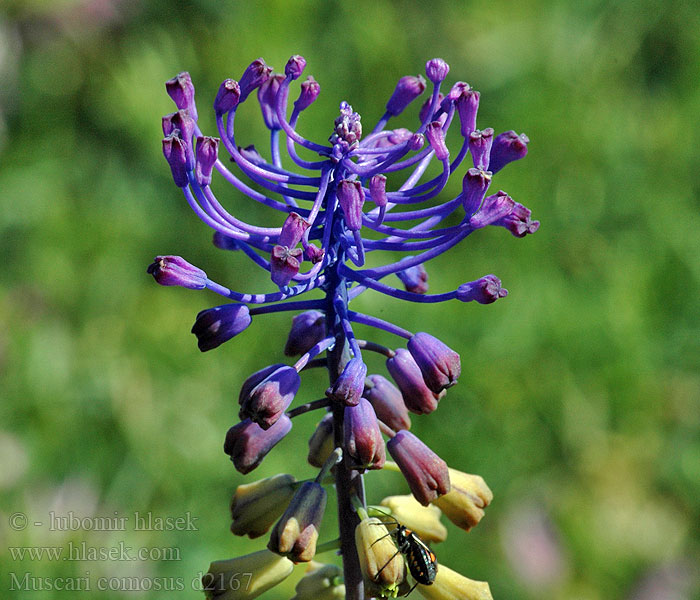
left=165, top=71, right=197, bottom=121
left=416, top=564, right=493, bottom=600
left=202, top=549, right=293, bottom=600
left=307, top=413, right=335, bottom=468
left=238, top=58, right=273, bottom=102
left=456, top=275, right=508, bottom=305
left=268, top=481, right=327, bottom=562
left=292, top=562, right=345, bottom=600
left=229, top=473, right=297, bottom=539
left=239, top=365, right=300, bottom=430
left=488, top=130, right=529, bottom=173
left=223, top=416, right=292, bottom=475
left=493, top=201, right=540, bottom=238
left=344, top=398, right=386, bottom=470
left=191, top=304, right=251, bottom=352
left=432, top=468, right=493, bottom=532
left=396, top=260, right=429, bottom=294
left=270, top=244, right=303, bottom=287
left=379, top=495, right=447, bottom=544
left=295, top=76, right=320, bottom=112
left=257, top=74, right=285, bottom=130
left=326, top=357, right=367, bottom=406
left=336, top=180, right=365, bottom=232
left=147, top=255, right=206, bottom=289
left=284, top=310, right=326, bottom=356
left=469, top=190, right=515, bottom=229
left=387, top=430, right=450, bottom=506
left=363, top=374, right=411, bottom=432
left=386, top=349, right=443, bottom=415
left=386, top=75, right=426, bottom=117
left=195, top=136, right=219, bottom=187
left=355, top=516, right=406, bottom=597
left=213, top=78, right=241, bottom=115
left=407, top=332, right=461, bottom=394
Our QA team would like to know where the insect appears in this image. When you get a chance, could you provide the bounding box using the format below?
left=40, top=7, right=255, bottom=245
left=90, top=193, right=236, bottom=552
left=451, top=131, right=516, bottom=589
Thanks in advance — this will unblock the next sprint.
left=373, top=519, right=438, bottom=596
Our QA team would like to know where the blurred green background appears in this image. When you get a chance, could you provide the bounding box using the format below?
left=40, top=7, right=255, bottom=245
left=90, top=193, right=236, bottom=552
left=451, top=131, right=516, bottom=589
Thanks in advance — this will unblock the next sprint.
left=1, top=0, right=698, bottom=598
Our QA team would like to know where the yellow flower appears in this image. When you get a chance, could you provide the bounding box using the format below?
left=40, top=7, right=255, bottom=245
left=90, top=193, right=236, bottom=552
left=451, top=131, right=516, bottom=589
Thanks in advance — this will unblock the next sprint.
left=202, top=549, right=293, bottom=599
left=230, top=473, right=297, bottom=538
left=379, top=495, right=447, bottom=543
left=291, top=561, right=345, bottom=600
left=432, top=469, right=493, bottom=531
left=417, top=564, right=492, bottom=600
left=355, top=517, right=405, bottom=598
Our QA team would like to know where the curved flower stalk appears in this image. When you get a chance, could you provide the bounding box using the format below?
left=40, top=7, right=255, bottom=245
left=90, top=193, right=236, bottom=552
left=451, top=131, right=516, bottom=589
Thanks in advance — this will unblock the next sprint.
left=150, top=56, right=539, bottom=600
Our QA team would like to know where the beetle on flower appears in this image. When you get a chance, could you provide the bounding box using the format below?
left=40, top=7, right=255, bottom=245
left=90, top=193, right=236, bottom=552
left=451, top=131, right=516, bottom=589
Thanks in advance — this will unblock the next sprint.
left=150, top=55, right=538, bottom=600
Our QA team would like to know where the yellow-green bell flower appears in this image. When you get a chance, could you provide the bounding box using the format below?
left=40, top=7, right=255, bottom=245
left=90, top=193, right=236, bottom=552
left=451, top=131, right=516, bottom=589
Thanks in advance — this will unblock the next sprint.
left=379, top=495, right=447, bottom=543
left=230, top=473, right=297, bottom=538
left=355, top=516, right=405, bottom=598
left=432, top=468, right=493, bottom=532
left=202, top=549, right=293, bottom=599
left=417, top=563, right=493, bottom=600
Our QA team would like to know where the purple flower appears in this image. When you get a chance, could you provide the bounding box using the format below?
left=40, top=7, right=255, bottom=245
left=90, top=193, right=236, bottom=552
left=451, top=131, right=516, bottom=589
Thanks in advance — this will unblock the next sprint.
left=161, top=133, right=189, bottom=187
left=344, top=397, right=386, bottom=470
left=396, top=260, right=429, bottom=294
left=258, top=74, right=285, bottom=130
left=195, top=136, right=219, bottom=187
left=336, top=180, right=365, bottom=231
left=363, top=374, right=411, bottom=432
left=224, top=416, right=292, bottom=474
left=326, top=357, right=367, bottom=406
left=239, top=365, right=301, bottom=430
left=469, top=190, right=515, bottom=229
left=489, top=130, right=529, bottom=173
left=191, top=303, right=252, bottom=351
left=425, top=58, right=449, bottom=84
left=238, top=58, right=273, bottom=102
left=295, top=76, right=320, bottom=112
left=213, top=78, right=241, bottom=115
left=284, top=310, right=326, bottom=357
left=494, top=201, right=540, bottom=237
left=457, top=275, right=509, bottom=304
left=147, top=255, right=206, bottom=289
left=165, top=71, right=197, bottom=121
left=386, top=75, right=426, bottom=117
left=386, top=349, right=443, bottom=415
left=387, top=430, right=450, bottom=506
left=407, top=332, right=461, bottom=394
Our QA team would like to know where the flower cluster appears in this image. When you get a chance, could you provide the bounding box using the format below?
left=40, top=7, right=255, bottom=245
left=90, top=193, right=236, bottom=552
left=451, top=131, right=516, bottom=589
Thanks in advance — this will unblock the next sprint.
left=150, top=55, right=537, bottom=599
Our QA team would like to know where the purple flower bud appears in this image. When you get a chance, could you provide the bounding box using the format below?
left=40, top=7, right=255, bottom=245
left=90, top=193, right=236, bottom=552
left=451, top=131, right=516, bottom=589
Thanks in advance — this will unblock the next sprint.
left=212, top=232, right=240, bottom=251
left=191, top=303, right=252, bottom=351
left=455, top=88, right=480, bottom=138
left=304, top=243, right=325, bottom=264
left=397, top=263, right=428, bottom=294
left=469, top=128, right=494, bottom=170
left=213, top=78, right=241, bottom=115
left=326, top=357, right=367, bottom=406
left=258, top=74, right=285, bottom=130
left=425, top=58, right=450, bottom=84
left=425, top=121, right=449, bottom=161
left=461, top=168, right=492, bottom=216
left=469, top=190, right=515, bottom=229
left=270, top=245, right=303, bottom=287
left=488, top=130, right=529, bottom=173
left=493, top=201, right=540, bottom=237
left=278, top=212, right=310, bottom=248
left=442, top=81, right=470, bottom=112
left=162, top=133, right=189, bottom=187
left=239, top=58, right=273, bottom=101
left=195, top=136, right=219, bottom=187
left=336, top=180, right=365, bottom=232
left=407, top=332, right=461, bottom=394
left=344, top=397, right=386, bottom=470
left=268, top=481, right=327, bottom=562
left=165, top=71, right=197, bottom=121
left=419, top=93, right=445, bottom=124
left=295, top=76, right=320, bottom=112
left=386, top=75, right=426, bottom=117
left=147, top=255, right=206, bottom=289
left=408, top=133, right=425, bottom=151
left=240, top=365, right=301, bottom=430
left=284, top=310, right=326, bottom=357
left=285, top=55, right=306, bottom=80
left=363, top=374, right=411, bottom=432
left=239, top=364, right=284, bottom=406
left=307, top=413, right=334, bottom=468
left=369, top=174, right=388, bottom=208
left=386, top=349, right=443, bottom=415
left=387, top=430, right=450, bottom=506
left=224, top=415, right=292, bottom=474
left=456, top=275, right=508, bottom=304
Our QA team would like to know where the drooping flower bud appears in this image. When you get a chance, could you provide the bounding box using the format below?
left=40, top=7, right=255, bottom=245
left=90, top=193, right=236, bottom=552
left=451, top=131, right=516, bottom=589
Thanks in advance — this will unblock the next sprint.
left=461, top=168, right=492, bottom=216
left=292, top=562, right=345, bottom=600
left=425, top=58, right=450, bottom=84
left=493, top=201, right=540, bottom=237
left=258, top=74, right=285, bottom=130
left=268, top=481, right=327, bottom=562
left=202, top=550, right=294, bottom=600
left=469, top=128, right=494, bottom=171
left=426, top=121, right=449, bottom=160
left=278, top=212, right=310, bottom=248
left=307, top=413, right=335, bottom=468
left=355, top=517, right=406, bottom=597
left=455, top=88, right=480, bottom=138
left=161, top=133, right=189, bottom=187
left=270, top=245, right=303, bottom=287
left=161, top=109, right=196, bottom=143
left=387, top=430, right=450, bottom=506
left=191, top=303, right=252, bottom=351
left=336, top=180, right=365, bottom=232
left=386, top=349, right=443, bottom=415
left=419, top=93, right=445, bottom=124
left=165, top=71, right=197, bottom=121
left=379, top=495, right=447, bottom=543
left=195, top=136, right=219, bottom=187
left=238, top=364, right=284, bottom=405
left=224, top=415, right=292, bottom=474
left=363, top=374, right=411, bottom=432
left=433, top=468, right=493, bottom=532
left=469, top=190, right=515, bottom=229
left=408, top=133, right=425, bottom=151
left=488, top=130, right=529, bottom=173
left=442, top=81, right=470, bottom=111
left=417, top=564, right=493, bottom=600
left=230, top=473, right=297, bottom=538
left=284, top=310, right=326, bottom=356
left=396, top=259, right=429, bottom=294
left=326, top=357, right=367, bottom=406
left=239, top=58, right=273, bottom=102
left=457, top=275, right=508, bottom=304
left=344, top=397, right=386, bottom=470
left=407, top=332, right=461, bottom=394
left=285, top=55, right=306, bottom=80
left=295, top=76, right=321, bottom=112
left=147, top=255, right=206, bottom=289
left=213, top=79, right=241, bottom=115
left=386, top=75, right=426, bottom=117
left=239, top=365, right=301, bottom=430
left=369, top=174, right=388, bottom=208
